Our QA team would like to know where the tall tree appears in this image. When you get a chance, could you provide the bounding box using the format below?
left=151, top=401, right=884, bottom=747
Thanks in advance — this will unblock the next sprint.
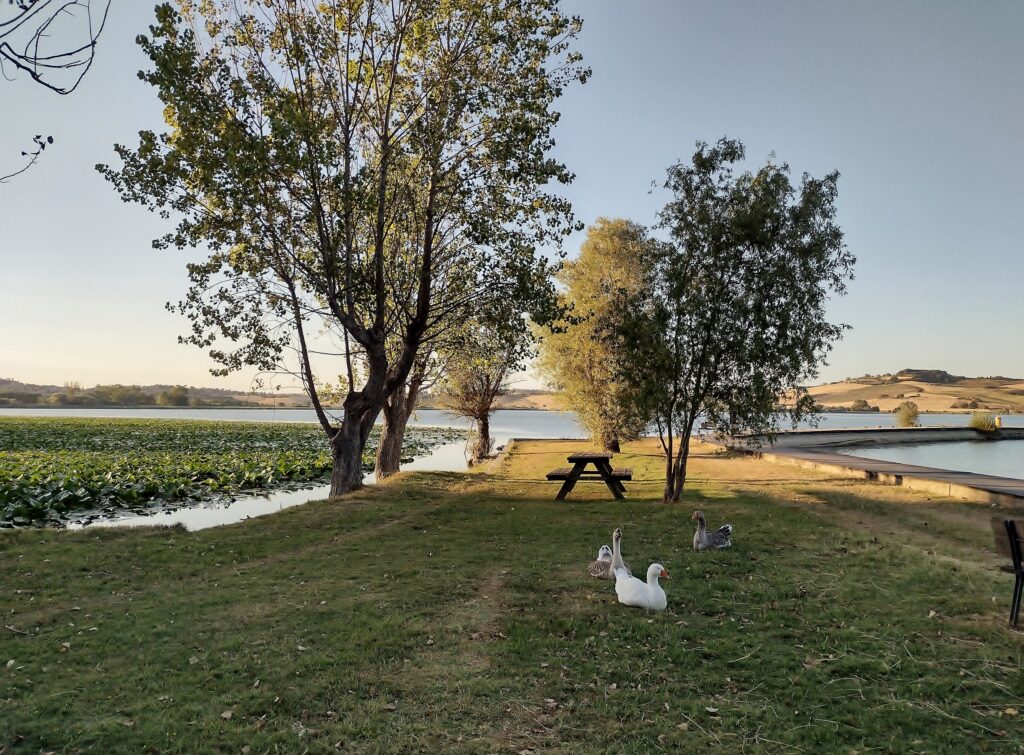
left=535, top=217, right=651, bottom=451
left=100, top=1, right=586, bottom=495
left=436, top=318, right=527, bottom=464
left=1, top=0, right=111, bottom=181
left=614, top=138, right=855, bottom=502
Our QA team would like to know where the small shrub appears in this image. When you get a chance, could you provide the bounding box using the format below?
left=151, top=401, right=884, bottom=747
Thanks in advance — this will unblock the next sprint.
left=850, top=399, right=871, bottom=411
left=969, top=412, right=997, bottom=432
left=895, top=401, right=919, bottom=428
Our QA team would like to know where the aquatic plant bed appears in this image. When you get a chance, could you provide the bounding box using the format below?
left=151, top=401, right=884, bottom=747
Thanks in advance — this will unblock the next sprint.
left=0, top=417, right=462, bottom=526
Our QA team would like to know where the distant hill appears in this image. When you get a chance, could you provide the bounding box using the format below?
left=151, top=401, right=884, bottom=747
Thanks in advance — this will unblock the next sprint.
left=808, top=369, right=1024, bottom=413
left=0, top=378, right=311, bottom=408
left=0, top=377, right=561, bottom=411
left=418, top=389, right=563, bottom=411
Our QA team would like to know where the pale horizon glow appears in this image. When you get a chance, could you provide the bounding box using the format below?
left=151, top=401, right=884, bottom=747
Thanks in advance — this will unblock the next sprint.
left=3, top=1, right=1023, bottom=393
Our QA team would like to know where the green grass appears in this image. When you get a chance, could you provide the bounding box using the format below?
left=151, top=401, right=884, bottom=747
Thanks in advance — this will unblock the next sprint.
left=0, top=418, right=461, bottom=526
left=1, top=438, right=1022, bottom=752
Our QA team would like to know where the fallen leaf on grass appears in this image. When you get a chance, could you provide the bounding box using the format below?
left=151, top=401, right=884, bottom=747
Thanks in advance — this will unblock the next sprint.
left=188, top=656, right=199, bottom=665
left=677, top=723, right=689, bottom=731
left=221, top=710, right=233, bottom=720
left=1006, top=708, right=1019, bottom=717
left=705, top=707, right=720, bottom=716
left=59, top=642, right=70, bottom=653
left=383, top=702, right=398, bottom=711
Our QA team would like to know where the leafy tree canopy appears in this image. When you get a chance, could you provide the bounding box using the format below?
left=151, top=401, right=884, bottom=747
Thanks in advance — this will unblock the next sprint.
left=614, top=138, right=855, bottom=501
left=535, top=217, right=651, bottom=451
left=99, top=0, right=587, bottom=493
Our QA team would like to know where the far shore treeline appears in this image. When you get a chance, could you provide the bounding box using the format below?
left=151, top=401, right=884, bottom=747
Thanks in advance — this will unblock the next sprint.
left=0, top=379, right=266, bottom=408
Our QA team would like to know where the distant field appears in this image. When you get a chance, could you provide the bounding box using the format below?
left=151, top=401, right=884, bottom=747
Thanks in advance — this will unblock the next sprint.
left=807, top=375, right=1024, bottom=413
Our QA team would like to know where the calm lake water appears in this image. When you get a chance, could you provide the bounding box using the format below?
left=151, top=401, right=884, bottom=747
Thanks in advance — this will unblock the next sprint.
left=838, top=439, right=1024, bottom=481
left=4, top=407, right=1020, bottom=530
left=3, top=406, right=1022, bottom=430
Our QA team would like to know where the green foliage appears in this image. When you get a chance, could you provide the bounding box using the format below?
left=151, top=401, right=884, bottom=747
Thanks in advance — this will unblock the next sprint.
left=97, top=1, right=586, bottom=489
left=436, top=320, right=525, bottom=463
left=0, top=418, right=460, bottom=526
left=155, top=385, right=190, bottom=406
left=894, top=401, right=920, bottom=427
left=968, top=411, right=997, bottom=432
left=535, top=218, right=652, bottom=450
left=612, top=138, right=855, bottom=500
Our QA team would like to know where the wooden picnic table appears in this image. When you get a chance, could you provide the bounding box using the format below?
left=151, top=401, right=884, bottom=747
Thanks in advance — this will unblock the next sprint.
left=545, top=451, right=632, bottom=500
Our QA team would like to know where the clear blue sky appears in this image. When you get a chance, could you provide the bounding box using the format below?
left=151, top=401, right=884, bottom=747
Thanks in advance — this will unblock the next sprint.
left=2, top=1, right=1022, bottom=391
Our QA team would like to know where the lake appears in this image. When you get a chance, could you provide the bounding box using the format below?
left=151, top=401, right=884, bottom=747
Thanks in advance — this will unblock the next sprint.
left=5, top=407, right=1020, bottom=530
left=3, top=406, right=1023, bottom=434
left=838, top=439, right=1024, bottom=481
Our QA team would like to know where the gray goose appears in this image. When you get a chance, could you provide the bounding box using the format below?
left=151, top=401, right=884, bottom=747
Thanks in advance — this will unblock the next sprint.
left=588, top=527, right=632, bottom=579
left=692, top=510, right=733, bottom=551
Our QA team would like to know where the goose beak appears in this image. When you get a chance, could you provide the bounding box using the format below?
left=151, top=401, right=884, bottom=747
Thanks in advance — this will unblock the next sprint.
left=660, top=569, right=669, bottom=579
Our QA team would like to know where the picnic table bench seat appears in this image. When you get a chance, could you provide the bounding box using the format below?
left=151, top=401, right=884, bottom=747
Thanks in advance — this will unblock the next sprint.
left=546, top=466, right=632, bottom=481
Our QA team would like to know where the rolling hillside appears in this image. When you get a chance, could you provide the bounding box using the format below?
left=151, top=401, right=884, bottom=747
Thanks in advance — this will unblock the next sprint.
left=806, top=369, right=1024, bottom=413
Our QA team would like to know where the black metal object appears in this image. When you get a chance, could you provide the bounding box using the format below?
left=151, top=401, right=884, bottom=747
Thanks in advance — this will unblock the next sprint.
left=1006, top=519, right=1023, bottom=628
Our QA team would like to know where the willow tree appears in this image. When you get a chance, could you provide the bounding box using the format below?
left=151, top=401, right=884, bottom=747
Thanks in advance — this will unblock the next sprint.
left=535, top=217, right=651, bottom=451
left=614, top=139, right=855, bottom=502
left=100, top=1, right=585, bottom=494
left=436, top=317, right=528, bottom=464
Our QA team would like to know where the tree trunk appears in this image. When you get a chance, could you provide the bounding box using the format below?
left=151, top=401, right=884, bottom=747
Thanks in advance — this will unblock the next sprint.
left=469, top=414, right=492, bottom=465
left=667, top=431, right=693, bottom=503
left=330, top=418, right=367, bottom=496
left=375, top=394, right=407, bottom=479
left=375, top=371, right=424, bottom=478
left=329, top=390, right=383, bottom=496
left=600, top=431, right=621, bottom=453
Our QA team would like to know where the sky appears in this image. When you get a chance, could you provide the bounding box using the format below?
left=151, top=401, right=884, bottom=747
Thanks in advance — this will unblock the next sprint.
left=2, top=0, right=1022, bottom=392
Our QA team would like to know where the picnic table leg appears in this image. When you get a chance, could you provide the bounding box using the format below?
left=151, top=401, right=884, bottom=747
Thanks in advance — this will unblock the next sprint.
left=595, top=460, right=625, bottom=500
left=1012, top=572, right=1022, bottom=628
left=555, top=462, right=585, bottom=501
left=597, top=460, right=626, bottom=498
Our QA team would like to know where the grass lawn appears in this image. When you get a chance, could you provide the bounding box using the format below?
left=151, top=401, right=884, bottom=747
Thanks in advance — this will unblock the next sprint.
left=2, top=438, right=1023, bottom=753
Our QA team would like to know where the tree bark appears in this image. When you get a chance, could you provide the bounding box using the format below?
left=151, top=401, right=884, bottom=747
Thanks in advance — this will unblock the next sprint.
left=375, top=395, right=407, bottom=479
left=329, top=363, right=388, bottom=496
left=375, top=372, right=424, bottom=478
left=330, top=414, right=369, bottom=496
left=469, top=413, right=491, bottom=465
left=667, top=430, right=693, bottom=503
left=600, top=431, right=621, bottom=453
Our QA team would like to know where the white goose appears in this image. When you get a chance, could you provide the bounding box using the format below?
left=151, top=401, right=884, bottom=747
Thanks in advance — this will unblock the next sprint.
left=614, top=562, right=669, bottom=611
